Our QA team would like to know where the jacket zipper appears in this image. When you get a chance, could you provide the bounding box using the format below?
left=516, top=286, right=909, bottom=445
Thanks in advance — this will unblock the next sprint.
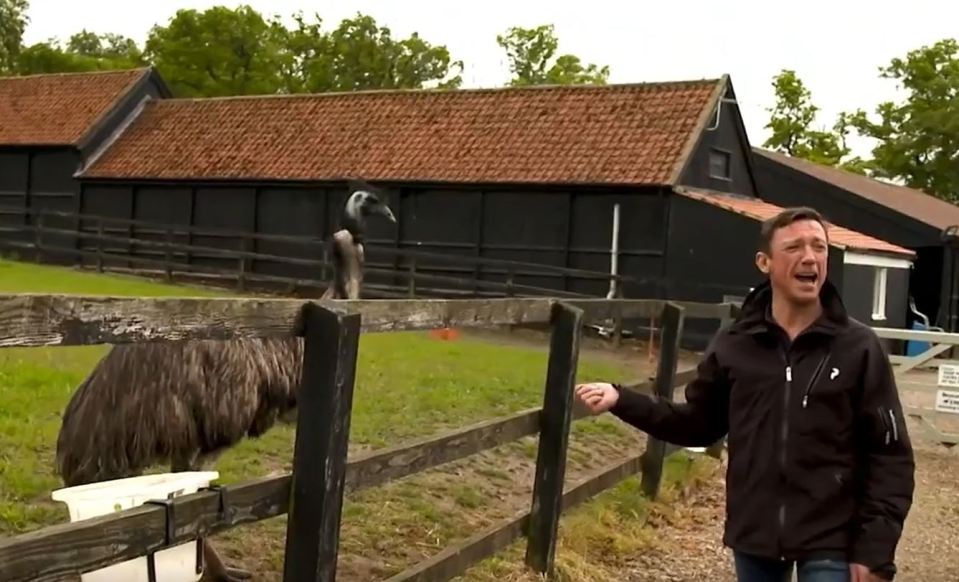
left=778, top=346, right=791, bottom=559
left=801, top=354, right=831, bottom=408
left=888, top=409, right=899, bottom=442
left=878, top=406, right=891, bottom=445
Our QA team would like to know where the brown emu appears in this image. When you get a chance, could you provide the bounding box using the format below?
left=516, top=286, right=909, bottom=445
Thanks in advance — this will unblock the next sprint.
left=54, top=181, right=395, bottom=581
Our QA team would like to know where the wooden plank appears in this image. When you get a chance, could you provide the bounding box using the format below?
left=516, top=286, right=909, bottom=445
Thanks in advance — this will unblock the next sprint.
left=384, top=451, right=647, bottom=582
left=0, top=295, right=554, bottom=347
left=893, top=342, right=954, bottom=377
left=0, top=504, right=167, bottom=582
left=873, top=327, right=959, bottom=344
left=344, top=409, right=541, bottom=494
left=889, top=356, right=959, bottom=368
left=0, top=294, right=730, bottom=349
left=524, top=301, right=583, bottom=576
left=283, top=303, right=361, bottom=582
left=641, top=302, right=685, bottom=499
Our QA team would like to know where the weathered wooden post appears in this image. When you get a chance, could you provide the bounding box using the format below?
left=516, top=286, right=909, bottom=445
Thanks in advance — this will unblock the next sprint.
left=524, top=300, right=583, bottom=577
left=640, top=301, right=684, bottom=499
left=283, top=302, right=362, bottom=582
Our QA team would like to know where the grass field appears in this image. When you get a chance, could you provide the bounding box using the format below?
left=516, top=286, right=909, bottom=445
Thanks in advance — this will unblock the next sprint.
left=0, top=258, right=717, bottom=580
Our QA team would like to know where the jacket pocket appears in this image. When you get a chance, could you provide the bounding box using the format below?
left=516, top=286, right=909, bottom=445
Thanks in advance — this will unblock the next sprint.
left=876, top=405, right=900, bottom=446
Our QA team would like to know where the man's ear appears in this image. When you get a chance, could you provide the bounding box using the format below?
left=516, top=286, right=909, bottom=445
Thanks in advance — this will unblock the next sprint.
left=755, top=251, right=770, bottom=275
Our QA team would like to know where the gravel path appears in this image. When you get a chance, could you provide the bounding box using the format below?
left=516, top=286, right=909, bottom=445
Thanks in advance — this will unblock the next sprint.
left=619, top=424, right=959, bottom=582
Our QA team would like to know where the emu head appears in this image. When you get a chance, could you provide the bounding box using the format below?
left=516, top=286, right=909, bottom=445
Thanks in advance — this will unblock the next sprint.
left=342, top=179, right=396, bottom=237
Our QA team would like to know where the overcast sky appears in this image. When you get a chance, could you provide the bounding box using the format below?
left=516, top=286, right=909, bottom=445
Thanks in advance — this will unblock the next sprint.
left=21, top=0, right=957, bottom=157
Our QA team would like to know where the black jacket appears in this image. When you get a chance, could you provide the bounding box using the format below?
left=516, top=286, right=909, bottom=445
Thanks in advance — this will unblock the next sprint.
left=611, top=280, right=915, bottom=579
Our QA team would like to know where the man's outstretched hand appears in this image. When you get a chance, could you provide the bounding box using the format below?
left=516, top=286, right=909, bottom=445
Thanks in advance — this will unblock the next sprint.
left=575, top=382, right=620, bottom=415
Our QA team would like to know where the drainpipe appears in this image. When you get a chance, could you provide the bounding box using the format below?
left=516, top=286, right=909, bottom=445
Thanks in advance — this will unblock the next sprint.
left=607, top=203, right=620, bottom=299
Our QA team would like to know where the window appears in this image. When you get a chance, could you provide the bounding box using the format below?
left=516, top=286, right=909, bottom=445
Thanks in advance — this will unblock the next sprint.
left=708, top=149, right=731, bottom=180
left=872, top=267, right=888, bottom=320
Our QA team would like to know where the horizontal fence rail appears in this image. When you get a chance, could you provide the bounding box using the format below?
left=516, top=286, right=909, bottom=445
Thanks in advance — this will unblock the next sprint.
left=0, top=207, right=646, bottom=300
left=0, top=294, right=735, bottom=348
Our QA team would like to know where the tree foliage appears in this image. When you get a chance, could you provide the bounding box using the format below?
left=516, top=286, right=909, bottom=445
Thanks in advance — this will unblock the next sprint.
left=142, top=6, right=289, bottom=97
left=16, top=29, right=143, bottom=75
left=5, top=5, right=462, bottom=96
left=845, top=39, right=959, bottom=202
left=0, top=0, right=28, bottom=73
left=496, top=24, right=609, bottom=86
left=762, top=69, right=865, bottom=172
left=280, top=12, right=462, bottom=93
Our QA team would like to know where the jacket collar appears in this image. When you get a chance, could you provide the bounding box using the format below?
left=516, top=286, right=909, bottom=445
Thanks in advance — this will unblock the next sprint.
left=730, top=278, right=849, bottom=337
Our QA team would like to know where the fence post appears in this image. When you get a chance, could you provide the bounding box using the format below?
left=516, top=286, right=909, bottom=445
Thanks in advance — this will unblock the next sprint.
left=237, top=236, right=250, bottom=292
left=640, top=301, right=684, bottom=499
left=282, top=302, right=361, bottom=582
left=164, top=228, right=173, bottom=282
left=524, top=301, right=583, bottom=577
left=34, top=213, right=43, bottom=263
left=407, top=256, right=417, bottom=297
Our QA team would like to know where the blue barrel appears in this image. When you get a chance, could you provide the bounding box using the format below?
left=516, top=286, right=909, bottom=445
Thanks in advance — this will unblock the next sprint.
left=906, top=320, right=931, bottom=357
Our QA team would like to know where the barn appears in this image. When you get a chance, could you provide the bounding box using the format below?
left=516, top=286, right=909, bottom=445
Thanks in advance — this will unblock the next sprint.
left=752, top=147, right=959, bottom=332
left=68, top=74, right=759, bottom=300
left=0, top=67, right=916, bottom=346
left=0, top=68, right=170, bottom=258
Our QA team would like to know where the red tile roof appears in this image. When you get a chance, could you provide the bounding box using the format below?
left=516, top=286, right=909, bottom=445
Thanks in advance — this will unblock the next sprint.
left=80, top=78, right=725, bottom=185
left=754, top=148, right=959, bottom=232
left=0, top=68, right=150, bottom=146
left=676, top=187, right=915, bottom=258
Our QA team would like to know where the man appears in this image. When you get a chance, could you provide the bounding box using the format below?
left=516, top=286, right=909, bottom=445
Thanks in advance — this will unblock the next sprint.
left=576, top=207, right=914, bottom=582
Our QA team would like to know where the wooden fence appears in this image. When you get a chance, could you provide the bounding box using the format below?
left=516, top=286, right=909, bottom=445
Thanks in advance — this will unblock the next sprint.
left=0, top=294, right=735, bottom=581
left=0, top=207, right=640, bottom=301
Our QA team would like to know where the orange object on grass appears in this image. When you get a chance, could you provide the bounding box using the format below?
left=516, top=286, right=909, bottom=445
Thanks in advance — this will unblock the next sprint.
left=429, top=328, right=461, bottom=341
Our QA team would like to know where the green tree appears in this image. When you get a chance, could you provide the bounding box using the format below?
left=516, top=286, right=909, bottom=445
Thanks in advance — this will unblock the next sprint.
left=280, top=12, right=462, bottom=93
left=15, top=29, right=144, bottom=75
left=66, top=29, right=143, bottom=63
left=143, top=5, right=289, bottom=97
left=762, top=69, right=865, bottom=171
left=845, top=39, right=959, bottom=202
left=0, top=0, right=29, bottom=73
left=496, top=24, right=609, bottom=86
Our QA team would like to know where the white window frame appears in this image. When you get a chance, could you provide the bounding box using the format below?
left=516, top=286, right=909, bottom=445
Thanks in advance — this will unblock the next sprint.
left=872, top=267, right=888, bottom=321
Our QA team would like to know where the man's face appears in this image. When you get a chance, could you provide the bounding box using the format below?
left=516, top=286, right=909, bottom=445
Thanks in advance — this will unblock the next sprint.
left=756, top=219, right=829, bottom=305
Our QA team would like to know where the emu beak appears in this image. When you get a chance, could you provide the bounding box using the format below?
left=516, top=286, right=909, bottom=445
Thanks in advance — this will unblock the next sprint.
left=378, top=205, right=397, bottom=224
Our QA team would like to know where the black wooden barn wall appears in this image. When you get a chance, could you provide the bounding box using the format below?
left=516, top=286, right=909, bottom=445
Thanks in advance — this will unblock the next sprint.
left=0, top=148, right=81, bottom=260
left=75, top=180, right=676, bottom=297
left=0, top=71, right=168, bottom=263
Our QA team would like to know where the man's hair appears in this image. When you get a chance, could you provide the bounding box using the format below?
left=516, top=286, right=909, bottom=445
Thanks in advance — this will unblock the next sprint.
left=758, top=206, right=828, bottom=253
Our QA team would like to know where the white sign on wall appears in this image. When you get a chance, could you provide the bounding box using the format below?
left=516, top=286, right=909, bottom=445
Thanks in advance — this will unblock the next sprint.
left=937, top=364, right=959, bottom=388
left=935, top=390, right=959, bottom=415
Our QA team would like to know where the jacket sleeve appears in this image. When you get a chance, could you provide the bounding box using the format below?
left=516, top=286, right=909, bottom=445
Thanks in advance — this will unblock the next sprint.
left=608, top=336, right=730, bottom=447
left=850, top=332, right=915, bottom=579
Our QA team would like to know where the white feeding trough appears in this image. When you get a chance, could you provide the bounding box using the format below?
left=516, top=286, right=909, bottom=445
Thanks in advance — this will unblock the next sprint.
left=51, top=471, right=220, bottom=582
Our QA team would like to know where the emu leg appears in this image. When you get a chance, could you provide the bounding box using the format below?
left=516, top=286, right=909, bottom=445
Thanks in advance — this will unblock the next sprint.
left=173, top=451, right=253, bottom=582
